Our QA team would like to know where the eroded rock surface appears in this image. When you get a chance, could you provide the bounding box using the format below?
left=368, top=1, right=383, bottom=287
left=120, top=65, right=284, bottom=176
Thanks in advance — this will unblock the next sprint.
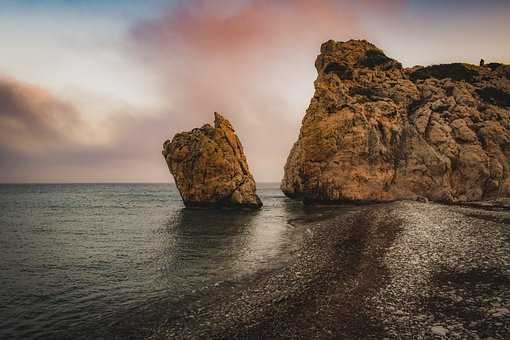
left=282, top=39, right=510, bottom=203
left=163, top=112, right=262, bottom=209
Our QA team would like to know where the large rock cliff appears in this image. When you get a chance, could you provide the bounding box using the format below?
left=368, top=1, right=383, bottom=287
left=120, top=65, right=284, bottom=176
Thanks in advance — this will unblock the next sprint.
left=282, top=39, right=510, bottom=203
left=163, top=112, right=262, bottom=209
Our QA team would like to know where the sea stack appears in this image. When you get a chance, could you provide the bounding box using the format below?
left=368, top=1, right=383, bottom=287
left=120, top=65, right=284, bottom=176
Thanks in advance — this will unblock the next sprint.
left=163, top=112, right=262, bottom=209
left=282, top=39, right=510, bottom=204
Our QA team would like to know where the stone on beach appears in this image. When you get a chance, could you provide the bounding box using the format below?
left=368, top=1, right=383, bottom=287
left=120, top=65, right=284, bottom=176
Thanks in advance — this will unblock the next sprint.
left=491, top=307, right=510, bottom=317
left=430, top=325, right=448, bottom=336
left=162, top=112, right=262, bottom=209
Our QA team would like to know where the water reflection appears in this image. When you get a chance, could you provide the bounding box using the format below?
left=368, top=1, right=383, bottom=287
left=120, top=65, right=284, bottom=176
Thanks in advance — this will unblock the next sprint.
left=156, top=208, right=259, bottom=285
left=154, top=196, right=308, bottom=292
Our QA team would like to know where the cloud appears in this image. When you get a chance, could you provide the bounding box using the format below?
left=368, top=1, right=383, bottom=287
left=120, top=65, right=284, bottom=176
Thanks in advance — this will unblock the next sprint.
left=0, top=76, right=172, bottom=183
left=0, top=76, right=95, bottom=156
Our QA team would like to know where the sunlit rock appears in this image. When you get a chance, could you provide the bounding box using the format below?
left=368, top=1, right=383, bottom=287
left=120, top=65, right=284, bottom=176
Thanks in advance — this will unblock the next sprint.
left=282, top=39, right=510, bottom=204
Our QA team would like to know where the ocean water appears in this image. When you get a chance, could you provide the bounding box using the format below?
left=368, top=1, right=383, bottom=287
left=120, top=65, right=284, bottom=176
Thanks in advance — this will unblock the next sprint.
left=0, top=183, right=311, bottom=339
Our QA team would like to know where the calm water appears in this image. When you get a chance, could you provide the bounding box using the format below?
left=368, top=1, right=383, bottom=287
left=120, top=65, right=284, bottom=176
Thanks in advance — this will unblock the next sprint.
left=0, top=183, right=312, bottom=339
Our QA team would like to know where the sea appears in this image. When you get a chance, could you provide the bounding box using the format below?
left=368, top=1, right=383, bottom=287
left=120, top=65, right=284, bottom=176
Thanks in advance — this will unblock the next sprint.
left=0, top=183, right=315, bottom=339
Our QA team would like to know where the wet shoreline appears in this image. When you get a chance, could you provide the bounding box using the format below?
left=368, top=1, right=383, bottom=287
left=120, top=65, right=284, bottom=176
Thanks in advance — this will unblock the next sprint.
left=105, top=201, right=510, bottom=339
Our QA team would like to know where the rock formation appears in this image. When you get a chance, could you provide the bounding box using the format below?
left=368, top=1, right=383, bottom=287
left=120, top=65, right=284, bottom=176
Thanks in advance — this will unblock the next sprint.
left=282, top=39, right=510, bottom=204
left=163, top=112, right=262, bottom=209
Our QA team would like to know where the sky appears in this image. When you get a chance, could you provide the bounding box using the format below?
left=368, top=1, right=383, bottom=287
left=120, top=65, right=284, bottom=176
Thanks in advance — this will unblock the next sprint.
left=0, top=0, right=509, bottom=183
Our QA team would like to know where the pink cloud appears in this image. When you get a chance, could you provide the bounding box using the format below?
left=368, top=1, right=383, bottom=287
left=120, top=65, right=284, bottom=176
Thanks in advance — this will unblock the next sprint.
left=132, top=0, right=377, bottom=181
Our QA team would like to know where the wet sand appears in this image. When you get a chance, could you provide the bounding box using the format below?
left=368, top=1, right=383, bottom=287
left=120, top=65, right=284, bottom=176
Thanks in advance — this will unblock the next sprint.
left=108, top=201, right=510, bottom=339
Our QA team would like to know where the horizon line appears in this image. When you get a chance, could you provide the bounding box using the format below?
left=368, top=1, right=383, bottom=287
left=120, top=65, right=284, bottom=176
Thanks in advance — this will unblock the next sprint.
left=0, top=181, right=282, bottom=185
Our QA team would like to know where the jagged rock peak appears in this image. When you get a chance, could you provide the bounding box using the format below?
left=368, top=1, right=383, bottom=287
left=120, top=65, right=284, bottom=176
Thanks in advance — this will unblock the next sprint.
left=214, top=111, right=234, bottom=130
left=163, top=112, right=262, bottom=209
left=318, top=39, right=400, bottom=69
left=282, top=39, right=510, bottom=204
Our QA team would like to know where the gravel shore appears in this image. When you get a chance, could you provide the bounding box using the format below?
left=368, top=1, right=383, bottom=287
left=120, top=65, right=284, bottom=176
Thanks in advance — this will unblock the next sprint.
left=108, top=201, right=510, bottom=339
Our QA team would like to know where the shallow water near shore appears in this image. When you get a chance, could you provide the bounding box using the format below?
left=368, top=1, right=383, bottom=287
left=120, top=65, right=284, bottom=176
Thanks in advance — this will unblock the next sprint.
left=0, top=183, right=327, bottom=339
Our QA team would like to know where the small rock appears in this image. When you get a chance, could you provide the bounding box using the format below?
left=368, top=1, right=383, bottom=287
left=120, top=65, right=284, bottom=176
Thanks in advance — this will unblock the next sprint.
left=416, top=196, right=429, bottom=203
left=431, top=325, right=448, bottom=336
left=491, top=307, right=509, bottom=317
left=416, top=314, right=428, bottom=321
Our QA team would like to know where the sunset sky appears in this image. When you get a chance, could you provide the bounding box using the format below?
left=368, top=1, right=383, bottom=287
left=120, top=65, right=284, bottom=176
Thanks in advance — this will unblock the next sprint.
left=1, top=0, right=509, bottom=183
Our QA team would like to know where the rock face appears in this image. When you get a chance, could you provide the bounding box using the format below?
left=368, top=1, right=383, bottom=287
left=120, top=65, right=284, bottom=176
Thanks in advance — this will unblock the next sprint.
left=282, top=39, right=510, bottom=203
left=163, top=112, right=262, bottom=209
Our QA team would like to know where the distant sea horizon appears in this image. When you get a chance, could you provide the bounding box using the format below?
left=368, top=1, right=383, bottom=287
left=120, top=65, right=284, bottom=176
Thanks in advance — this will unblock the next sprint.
left=0, top=182, right=281, bottom=185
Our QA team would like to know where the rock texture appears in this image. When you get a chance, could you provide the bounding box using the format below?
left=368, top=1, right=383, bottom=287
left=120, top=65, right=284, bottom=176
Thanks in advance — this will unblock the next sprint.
left=163, top=112, right=262, bottom=209
left=282, top=39, right=510, bottom=203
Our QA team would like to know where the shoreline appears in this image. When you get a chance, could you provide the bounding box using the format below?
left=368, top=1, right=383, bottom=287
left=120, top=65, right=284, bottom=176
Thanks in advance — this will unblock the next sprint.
left=105, top=201, right=510, bottom=339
